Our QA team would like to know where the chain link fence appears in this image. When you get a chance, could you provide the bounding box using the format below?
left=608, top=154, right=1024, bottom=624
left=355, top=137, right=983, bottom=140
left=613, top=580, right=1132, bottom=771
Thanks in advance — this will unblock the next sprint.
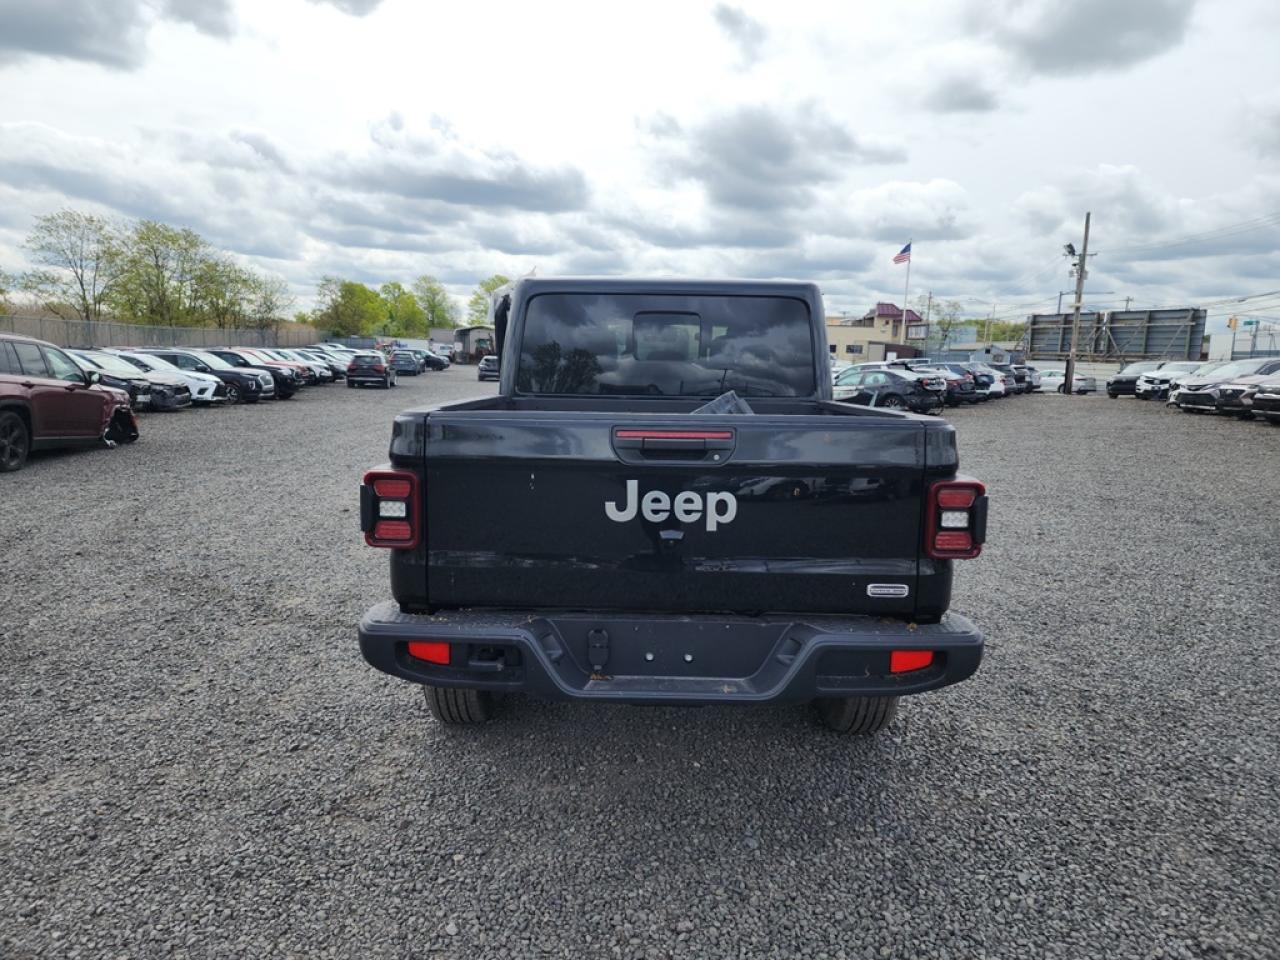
left=0, top=314, right=318, bottom=349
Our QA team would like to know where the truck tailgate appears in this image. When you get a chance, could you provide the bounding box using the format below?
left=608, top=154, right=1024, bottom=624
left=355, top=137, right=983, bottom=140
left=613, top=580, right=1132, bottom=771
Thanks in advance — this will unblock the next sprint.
left=420, top=411, right=931, bottom=618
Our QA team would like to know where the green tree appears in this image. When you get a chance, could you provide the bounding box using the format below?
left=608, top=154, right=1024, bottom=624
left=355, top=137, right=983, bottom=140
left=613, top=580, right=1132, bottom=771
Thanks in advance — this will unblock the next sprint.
left=379, top=281, right=429, bottom=337
left=466, top=273, right=510, bottom=325
left=412, top=274, right=458, bottom=329
left=313, top=276, right=383, bottom=336
left=112, top=220, right=209, bottom=325
left=21, top=209, right=124, bottom=322
left=952, top=317, right=1027, bottom=344
left=191, top=256, right=255, bottom=329
left=919, top=298, right=963, bottom=350
left=247, top=274, right=293, bottom=334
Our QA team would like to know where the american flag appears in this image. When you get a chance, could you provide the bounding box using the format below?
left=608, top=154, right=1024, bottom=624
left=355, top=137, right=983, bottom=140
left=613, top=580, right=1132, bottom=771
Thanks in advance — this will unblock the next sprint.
left=893, top=242, right=912, bottom=264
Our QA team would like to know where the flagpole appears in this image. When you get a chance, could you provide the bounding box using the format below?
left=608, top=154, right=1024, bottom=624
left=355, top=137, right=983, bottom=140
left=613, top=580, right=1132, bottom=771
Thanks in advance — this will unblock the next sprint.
left=901, top=239, right=912, bottom=337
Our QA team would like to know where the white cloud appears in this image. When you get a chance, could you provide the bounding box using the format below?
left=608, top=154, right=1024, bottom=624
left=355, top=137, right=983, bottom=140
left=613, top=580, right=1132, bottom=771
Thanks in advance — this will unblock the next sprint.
left=0, top=0, right=1275, bottom=321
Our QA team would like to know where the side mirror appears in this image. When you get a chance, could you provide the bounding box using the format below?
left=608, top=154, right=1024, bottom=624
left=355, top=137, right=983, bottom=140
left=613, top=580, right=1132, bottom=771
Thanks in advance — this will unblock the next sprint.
left=86, top=370, right=101, bottom=385
left=196, top=364, right=211, bottom=373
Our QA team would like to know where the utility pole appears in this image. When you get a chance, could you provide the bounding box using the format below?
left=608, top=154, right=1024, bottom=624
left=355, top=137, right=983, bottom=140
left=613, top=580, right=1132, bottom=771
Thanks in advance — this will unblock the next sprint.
left=923, top=291, right=933, bottom=351
left=1063, top=212, right=1091, bottom=395
left=1124, top=296, right=1132, bottom=311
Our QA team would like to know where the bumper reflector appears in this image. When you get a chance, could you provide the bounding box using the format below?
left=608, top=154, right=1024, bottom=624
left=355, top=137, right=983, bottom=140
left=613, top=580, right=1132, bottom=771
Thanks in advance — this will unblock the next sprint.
left=890, top=650, right=935, bottom=673
left=408, top=641, right=450, bottom=665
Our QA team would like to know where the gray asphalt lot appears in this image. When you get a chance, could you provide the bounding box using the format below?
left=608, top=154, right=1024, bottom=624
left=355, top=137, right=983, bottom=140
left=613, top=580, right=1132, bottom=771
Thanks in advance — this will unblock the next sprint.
left=2, top=372, right=1278, bottom=959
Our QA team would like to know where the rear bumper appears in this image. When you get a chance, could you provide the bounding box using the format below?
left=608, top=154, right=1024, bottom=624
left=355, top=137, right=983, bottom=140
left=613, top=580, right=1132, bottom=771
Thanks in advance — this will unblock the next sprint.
left=358, top=603, right=984, bottom=705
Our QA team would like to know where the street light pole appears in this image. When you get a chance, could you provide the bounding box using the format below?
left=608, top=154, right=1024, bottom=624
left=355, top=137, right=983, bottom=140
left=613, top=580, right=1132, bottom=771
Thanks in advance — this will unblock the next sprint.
left=1063, top=212, right=1091, bottom=395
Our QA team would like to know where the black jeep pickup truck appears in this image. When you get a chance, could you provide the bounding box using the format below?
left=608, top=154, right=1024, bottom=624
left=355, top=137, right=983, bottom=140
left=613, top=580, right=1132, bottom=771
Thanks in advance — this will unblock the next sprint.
left=358, top=279, right=987, bottom=734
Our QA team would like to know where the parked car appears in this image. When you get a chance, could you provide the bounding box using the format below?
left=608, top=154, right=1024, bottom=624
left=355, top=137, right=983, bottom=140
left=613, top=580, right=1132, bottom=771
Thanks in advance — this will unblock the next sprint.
left=237, top=347, right=317, bottom=384
left=0, top=333, right=137, bottom=472
left=477, top=354, right=500, bottom=381
left=1024, top=366, right=1043, bottom=392
left=139, top=348, right=275, bottom=404
left=1134, top=361, right=1211, bottom=399
left=204, top=348, right=301, bottom=398
left=293, top=348, right=347, bottom=380
left=1214, top=374, right=1275, bottom=418
left=347, top=351, right=397, bottom=389
left=1106, top=361, right=1165, bottom=398
left=63, top=348, right=153, bottom=408
left=834, top=367, right=946, bottom=413
left=969, top=363, right=1009, bottom=397
left=1251, top=376, right=1280, bottom=424
left=989, top=363, right=1027, bottom=394
left=916, top=365, right=980, bottom=406
left=69, top=349, right=192, bottom=410
left=390, top=350, right=422, bottom=376
left=111, top=351, right=225, bottom=406
left=417, top=349, right=448, bottom=371
left=923, top=362, right=990, bottom=401
left=270, top=349, right=333, bottom=383
left=1038, top=369, right=1097, bottom=394
left=1172, top=358, right=1280, bottom=412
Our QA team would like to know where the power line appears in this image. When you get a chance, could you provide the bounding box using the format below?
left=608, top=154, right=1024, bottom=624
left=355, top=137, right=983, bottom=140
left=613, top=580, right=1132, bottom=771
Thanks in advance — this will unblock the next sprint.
left=1099, top=211, right=1280, bottom=260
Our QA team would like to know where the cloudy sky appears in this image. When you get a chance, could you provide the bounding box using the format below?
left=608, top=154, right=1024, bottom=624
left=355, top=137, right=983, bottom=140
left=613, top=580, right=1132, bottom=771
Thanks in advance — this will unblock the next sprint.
left=1, top=0, right=1278, bottom=326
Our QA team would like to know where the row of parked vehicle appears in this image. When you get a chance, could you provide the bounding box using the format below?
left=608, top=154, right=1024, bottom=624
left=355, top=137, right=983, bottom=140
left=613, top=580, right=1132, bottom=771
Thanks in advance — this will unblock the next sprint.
left=0, top=334, right=451, bottom=473
left=828, top=357, right=1057, bottom=413
left=1104, top=356, right=1280, bottom=423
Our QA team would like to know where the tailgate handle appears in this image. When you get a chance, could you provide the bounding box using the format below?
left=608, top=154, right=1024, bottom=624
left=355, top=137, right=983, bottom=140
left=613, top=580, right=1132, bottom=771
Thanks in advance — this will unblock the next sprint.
left=613, top=428, right=735, bottom=463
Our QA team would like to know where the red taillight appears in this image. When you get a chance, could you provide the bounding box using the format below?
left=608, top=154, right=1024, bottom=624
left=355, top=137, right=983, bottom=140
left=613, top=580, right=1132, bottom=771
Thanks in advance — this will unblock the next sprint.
left=373, top=520, right=412, bottom=540
left=373, top=477, right=411, bottom=499
left=890, top=650, right=935, bottom=673
left=363, top=469, right=419, bottom=549
left=933, top=531, right=973, bottom=552
left=407, top=641, right=450, bottom=665
left=926, top=480, right=986, bottom=559
left=372, top=363, right=385, bottom=373
left=937, top=487, right=976, bottom=509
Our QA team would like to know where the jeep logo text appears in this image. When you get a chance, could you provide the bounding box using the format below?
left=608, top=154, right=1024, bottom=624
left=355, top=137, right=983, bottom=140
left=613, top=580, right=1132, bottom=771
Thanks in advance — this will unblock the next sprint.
left=605, top=479, right=737, bottom=531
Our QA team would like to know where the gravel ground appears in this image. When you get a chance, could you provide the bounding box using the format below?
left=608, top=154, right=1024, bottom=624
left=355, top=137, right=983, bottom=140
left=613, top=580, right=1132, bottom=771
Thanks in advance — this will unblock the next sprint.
left=2, top=374, right=1278, bottom=960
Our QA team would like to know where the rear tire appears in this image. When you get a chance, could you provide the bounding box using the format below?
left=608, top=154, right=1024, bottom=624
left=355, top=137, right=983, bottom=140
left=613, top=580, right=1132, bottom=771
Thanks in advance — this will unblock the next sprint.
left=880, top=394, right=904, bottom=409
left=0, top=410, right=29, bottom=472
left=815, top=696, right=898, bottom=734
left=424, top=686, right=493, bottom=725
left=224, top=383, right=243, bottom=405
